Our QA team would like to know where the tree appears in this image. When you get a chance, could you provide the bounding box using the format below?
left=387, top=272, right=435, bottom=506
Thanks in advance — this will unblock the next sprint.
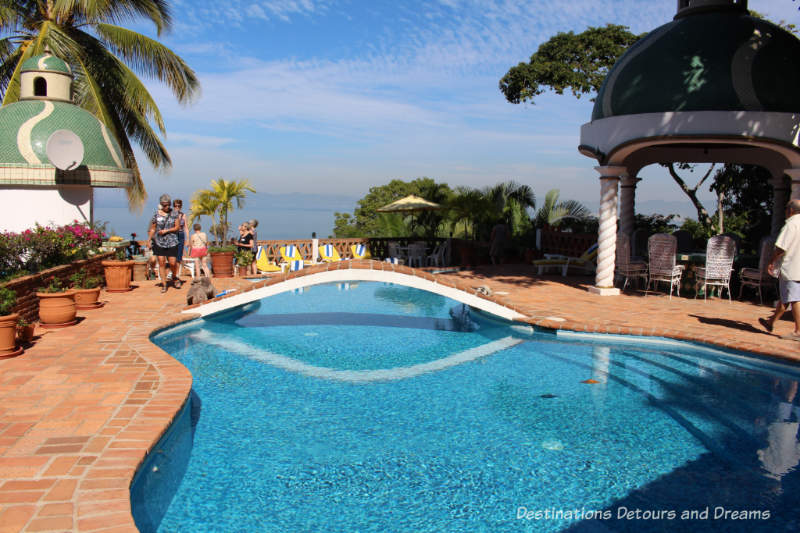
left=191, top=179, right=256, bottom=244
left=483, top=181, right=536, bottom=238
left=0, top=0, right=199, bottom=210
left=533, top=189, right=591, bottom=228
left=500, top=16, right=783, bottom=239
left=499, top=24, right=641, bottom=105
left=332, top=178, right=453, bottom=238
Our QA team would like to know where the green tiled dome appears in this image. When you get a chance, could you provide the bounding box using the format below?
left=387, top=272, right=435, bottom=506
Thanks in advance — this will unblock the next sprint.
left=0, top=101, right=125, bottom=169
left=20, top=54, right=72, bottom=75
left=592, top=11, right=800, bottom=120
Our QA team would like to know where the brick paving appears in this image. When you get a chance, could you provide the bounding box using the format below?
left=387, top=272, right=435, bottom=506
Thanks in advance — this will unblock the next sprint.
left=0, top=261, right=798, bottom=532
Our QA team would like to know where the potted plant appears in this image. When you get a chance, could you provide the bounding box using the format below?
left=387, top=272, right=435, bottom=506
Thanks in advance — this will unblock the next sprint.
left=70, top=271, right=103, bottom=309
left=0, top=287, right=22, bottom=357
left=101, top=248, right=135, bottom=292
left=16, top=316, right=35, bottom=344
left=209, top=245, right=236, bottom=278
left=234, top=249, right=254, bottom=277
left=36, top=276, right=77, bottom=328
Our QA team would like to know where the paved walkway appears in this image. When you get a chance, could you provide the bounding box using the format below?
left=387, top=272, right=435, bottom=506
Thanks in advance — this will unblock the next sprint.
left=0, top=263, right=798, bottom=532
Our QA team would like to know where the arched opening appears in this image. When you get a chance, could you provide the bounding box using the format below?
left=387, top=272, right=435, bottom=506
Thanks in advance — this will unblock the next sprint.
left=33, top=77, right=47, bottom=97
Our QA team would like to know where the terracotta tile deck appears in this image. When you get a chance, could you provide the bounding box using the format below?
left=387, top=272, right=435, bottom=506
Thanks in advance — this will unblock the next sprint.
left=0, top=262, right=798, bottom=532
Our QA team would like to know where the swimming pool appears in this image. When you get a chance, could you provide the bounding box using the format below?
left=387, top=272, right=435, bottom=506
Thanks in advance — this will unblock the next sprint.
left=133, top=282, right=800, bottom=532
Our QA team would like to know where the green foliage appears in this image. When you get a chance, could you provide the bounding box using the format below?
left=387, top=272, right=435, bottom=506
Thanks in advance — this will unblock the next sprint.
left=208, top=245, right=237, bottom=253
left=533, top=189, right=590, bottom=228
left=499, top=24, right=642, bottom=104
left=634, top=213, right=680, bottom=234
left=234, top=249, right=254, bottom=265
left=190, top=179, right=256, bottom=243
left=39, top=276, right=67, bottom=294
left=70, top=271, right=102, bottom=289
left=333, top=178, right=453, bottom=238
left=0, top=287, right=16, bottom=315
left=0, top=0, right=200, bottom=210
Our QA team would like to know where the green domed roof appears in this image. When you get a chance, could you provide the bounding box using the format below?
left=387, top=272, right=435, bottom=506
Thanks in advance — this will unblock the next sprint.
left=21, top=54, right=72, bottom=75
left=592, top=11, right=800, bottom=120
left=0, top=100, right=125, bottom=169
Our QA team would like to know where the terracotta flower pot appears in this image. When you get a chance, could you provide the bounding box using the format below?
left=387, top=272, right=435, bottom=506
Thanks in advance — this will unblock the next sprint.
left=210, top=251, right=234, bottom=278
left=102, top=260, right=135, bottom=292
left=74, top=287, right=102, bottom=309
left=0, top=313, right=22, bottom=357
left=37, top=291, right=77, bottom=328
left=17, top=323, right=35, bottom=343
left=236, top=265, right=249, bottom=277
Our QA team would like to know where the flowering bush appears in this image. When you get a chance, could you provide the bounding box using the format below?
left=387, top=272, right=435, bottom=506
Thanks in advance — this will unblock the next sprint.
left=0, top=221, right=106, bottom=281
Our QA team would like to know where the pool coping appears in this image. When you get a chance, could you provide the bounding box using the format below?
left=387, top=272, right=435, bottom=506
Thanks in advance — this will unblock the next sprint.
left=2, top=260, right=800, bottom=532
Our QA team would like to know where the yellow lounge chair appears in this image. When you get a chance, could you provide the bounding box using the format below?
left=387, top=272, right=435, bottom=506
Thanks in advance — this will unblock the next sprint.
left=319, top=244, right=342, bottom=262
left=533, top=243, right=598, bottom=276
left=255, top=246, right=282, bottom=273
left=351, top=243, right=371, bottom=259
left=279, top=244, right=311, bottom=266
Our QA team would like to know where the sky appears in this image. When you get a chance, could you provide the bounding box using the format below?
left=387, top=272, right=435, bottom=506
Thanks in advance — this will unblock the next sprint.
left=93, top=0, right=800, bottom=238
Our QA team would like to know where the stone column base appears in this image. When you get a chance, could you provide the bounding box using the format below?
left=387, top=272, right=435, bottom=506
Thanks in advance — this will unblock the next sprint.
left=588, top=286, right=620, bottom=296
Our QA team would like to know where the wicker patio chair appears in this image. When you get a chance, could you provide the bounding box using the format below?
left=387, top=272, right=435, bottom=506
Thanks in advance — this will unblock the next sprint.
left=615, top=232, right=648, bottom=290
left=645, top=233, right=684, bottom=299
left=739, top=237, right=776, bottom=304
left=694, top=235, right=736, bottom=301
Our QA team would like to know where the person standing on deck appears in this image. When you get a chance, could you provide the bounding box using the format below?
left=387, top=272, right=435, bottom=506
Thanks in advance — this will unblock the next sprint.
left=761, top=200, right=800, bottom=340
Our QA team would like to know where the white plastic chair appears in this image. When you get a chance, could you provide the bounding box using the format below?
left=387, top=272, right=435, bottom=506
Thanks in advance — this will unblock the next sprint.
left=427, top=242, right=447, bottom=267
left=180, top=258, right=196, bottom=279
left=407, top=243, right=426, bottom=268
left=645, top=233, right=684, bottom=299
left=695, top=235, right=736, bottom=301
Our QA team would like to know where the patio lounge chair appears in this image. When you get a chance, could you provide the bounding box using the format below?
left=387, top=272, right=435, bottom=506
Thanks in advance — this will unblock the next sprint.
left=319, top=244, right=342, bottom=262
left=255, top=246, right=281, bottom=273
left=738, top=237, right=776, bottom=304
left=694, top=235, right=736, bottom=301
left=645, top=233, right=684, bottom=299
left=351, top=243, right=371, bottom=260
left=533, top=243, right=598, bottom=276
left=615, top=232, right=647, bottom=290
left=280, top=245, right=311, bottom=266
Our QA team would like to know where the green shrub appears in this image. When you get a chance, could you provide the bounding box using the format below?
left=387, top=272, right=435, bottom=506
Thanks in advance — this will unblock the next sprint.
left=208, top=245, right=237, bottom=253
left=39, top=276, right=67, bottom=293
left=234, top=249, right=254, bottom=265
left=0, top=287, right=16, bottom=315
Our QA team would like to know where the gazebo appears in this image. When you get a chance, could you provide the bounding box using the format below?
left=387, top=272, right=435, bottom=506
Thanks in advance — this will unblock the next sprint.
left=578, top=0, right=800, bottom=295
left=0, top=52, right=133, bottom=233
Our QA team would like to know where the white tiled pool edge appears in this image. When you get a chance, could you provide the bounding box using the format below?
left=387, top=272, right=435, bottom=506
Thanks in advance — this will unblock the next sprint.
left=185, top=270, right=526, bottom=321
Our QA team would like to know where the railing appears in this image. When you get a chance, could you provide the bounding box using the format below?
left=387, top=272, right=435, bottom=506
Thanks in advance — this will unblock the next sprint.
left=539, top=229, right=596, bottom=258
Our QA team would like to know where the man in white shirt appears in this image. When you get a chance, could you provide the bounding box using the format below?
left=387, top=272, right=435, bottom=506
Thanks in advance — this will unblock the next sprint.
left=761, top=199, right=800, bottom=339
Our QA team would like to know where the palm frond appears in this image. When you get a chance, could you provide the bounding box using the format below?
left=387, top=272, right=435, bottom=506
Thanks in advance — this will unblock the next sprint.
left=95, top=23, right=198, bottom=102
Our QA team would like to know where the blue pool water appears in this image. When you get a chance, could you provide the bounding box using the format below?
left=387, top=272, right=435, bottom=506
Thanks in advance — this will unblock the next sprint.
left=133, top=282, right=800, bottom=532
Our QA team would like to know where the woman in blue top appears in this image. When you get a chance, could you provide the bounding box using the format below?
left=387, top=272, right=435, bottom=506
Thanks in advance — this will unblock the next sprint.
left=148, top=194, right=182, bottom=293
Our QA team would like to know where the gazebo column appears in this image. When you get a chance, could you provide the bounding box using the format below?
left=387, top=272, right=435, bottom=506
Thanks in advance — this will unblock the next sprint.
left=619, top=175, right=641, bottom=238
left=771, top=175, right=789, bottom=237
left=787, top=169, right=800, bottom=201
left=589, top=166, right=624, bottom=296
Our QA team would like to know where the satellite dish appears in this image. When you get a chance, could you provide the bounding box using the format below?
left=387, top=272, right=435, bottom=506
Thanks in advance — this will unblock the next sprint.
left=46, top=130, right=84, bottom=171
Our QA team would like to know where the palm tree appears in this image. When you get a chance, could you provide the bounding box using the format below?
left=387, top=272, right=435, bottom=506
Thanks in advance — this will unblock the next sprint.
left=534, top=189, right=591, bottom=228
left=0, top=0, right=199, bottom=210
left=483, top=181, right=536, bottom=237
left=448, top=187, right=487, bottom=239
left=191, top=179, right=256, bottom=243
